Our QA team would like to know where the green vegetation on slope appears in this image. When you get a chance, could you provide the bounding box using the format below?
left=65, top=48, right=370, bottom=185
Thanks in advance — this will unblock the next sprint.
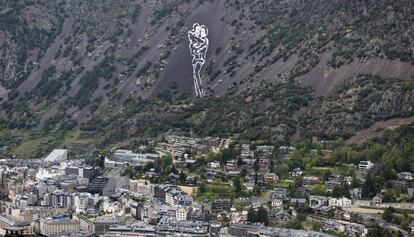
left=83, top=79, right=312, bottom=147
left=302, top=74, right=414, bottom=139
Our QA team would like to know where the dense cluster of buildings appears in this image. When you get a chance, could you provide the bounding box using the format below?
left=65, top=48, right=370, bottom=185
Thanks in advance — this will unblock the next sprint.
left=0, top=137, right=413, bottom=237
left=156, top=135, right=231, bottom=159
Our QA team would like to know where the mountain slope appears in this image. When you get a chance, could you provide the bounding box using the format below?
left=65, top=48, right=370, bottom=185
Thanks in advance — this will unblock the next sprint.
left=0, top=0, right=413, bottom=146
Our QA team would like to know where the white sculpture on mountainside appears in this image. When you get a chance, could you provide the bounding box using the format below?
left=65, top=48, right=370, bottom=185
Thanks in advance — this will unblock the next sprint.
left=188, top=23, right=209, bottom=97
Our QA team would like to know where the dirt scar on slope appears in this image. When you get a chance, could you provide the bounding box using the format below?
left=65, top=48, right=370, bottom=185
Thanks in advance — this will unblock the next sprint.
left=188, top=23, right=209, bottom=97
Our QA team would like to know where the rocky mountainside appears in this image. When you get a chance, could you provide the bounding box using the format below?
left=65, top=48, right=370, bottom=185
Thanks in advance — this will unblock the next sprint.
left=0, top=0, right=414, bottom=146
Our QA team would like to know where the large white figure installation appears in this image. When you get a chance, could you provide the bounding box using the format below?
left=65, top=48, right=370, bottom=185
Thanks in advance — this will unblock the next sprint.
left=188, top=23, right=209, bottom=97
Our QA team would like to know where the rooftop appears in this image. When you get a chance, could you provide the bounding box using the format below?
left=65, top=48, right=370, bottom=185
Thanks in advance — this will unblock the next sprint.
left=0, top=214, right=31, bottom=227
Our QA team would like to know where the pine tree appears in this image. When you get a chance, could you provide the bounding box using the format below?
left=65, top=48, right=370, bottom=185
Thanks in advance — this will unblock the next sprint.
left=256, top=206, right=269, bottom=226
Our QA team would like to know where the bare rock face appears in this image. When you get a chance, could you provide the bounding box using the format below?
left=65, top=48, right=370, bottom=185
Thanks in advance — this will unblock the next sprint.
left=0, top=0, right=61, bottom=91
left=369, top=88, right=414, bottom=114
left=0, top=38, right=17, bottom=85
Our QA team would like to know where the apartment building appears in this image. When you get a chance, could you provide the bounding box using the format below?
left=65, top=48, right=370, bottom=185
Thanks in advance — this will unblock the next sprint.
left=40, top=218, right=80, bottom=236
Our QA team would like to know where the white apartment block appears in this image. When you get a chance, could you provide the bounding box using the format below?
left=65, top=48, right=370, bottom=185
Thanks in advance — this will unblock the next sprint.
left=40, top=218, right=80, bottom=236
left=329, top=197, right=352, bottom=207
left=175, top=207, right=188, bottom=221
left=358, top=161, right=374, bottom=171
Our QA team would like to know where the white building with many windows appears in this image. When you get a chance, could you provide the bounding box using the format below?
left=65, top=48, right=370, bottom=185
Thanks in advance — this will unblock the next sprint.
left=40, top=218, right=80, bottom=236
left=175, top=206, right=189, bottom=221
left=358, top=161, right=374, bottom=171
left=328, top=197, right=352, bottom=207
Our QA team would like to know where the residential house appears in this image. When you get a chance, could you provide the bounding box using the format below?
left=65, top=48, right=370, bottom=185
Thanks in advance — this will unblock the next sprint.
left=175, top=206, right=189, bottom=221
left=289, top=198, right=307, bottom=209
left=226, top=160, right=238, bottom=172
left=372, top=195, right=383, bottom=204
left=230, top=211, right=248, bottom=224
left=302, top=176, right=320, bottom=186
left=349, top=188, right=362, bottom=200
left=271, top=199, right=283, bottom=209
left=269, top=210, right=292, bottom=222
left=208, top=162, right=220, bottom=170
left=211, top=199, right=231, bottom=215
left=264, top=173, right=278, bottom=182
left=290, top=168, right=303, bottom=177
left=359, top=161, right=374, bottom=171
left=229, top=223, right=263, bottom=237
left=321, top=150, right=333, bottom=159
left=309, top=196, right=329, bottom=207
left=272, top=188, right=288, bottom=200
left=313, top=205, right=335, bottom=216
left=397, top=172, right=413, bottom=181
left=323, top=219, right=368, bottom=237
left=329, top=197, right=352, bottom=207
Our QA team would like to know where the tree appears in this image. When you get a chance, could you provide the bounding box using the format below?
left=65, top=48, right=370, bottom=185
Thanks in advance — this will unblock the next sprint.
left=86, top=154, right=106, bottom=169
left=233, top=177, right=243, bottom=194
left=285, top=219, right=303, bottom=230
left=382, top=207, right=395, bottom=222
left=400, top=214, right=412, bottom=231
left=323, top=170, right=332, bottom=181
left=240, top=168, right=247, bottom=179
left=254, top=172, right=258, bottom=184
left=247, top=208, right=255, bottom=222
left=179, top=171, right=187, bottom=184
left=247, top=207, right=269, bottom=226
left=367, top=225, right=392, bottom=237
left=253, top=184, right=261, bottom=195
left=362, top=172, right=382, bottom=198
left=143, top=162, right=154, bottom=172
left=199, top=181, right=207, bottom=193
left=218, top=147, right=238, bottom=165
left=171, top=164, right=178, bottom=174
left=311, top=184, right=327, bottom=196
left=351, top=175, right=360, bottom=188
left=276, top=164, right=289, bottom=179
left=382, top=163, right=397, bottom=180
left=160, top=155, right=172, bottom=174
left=249, top=144, right=257, bottom=150
left=154, top=157, right=161, bottom=173
left=237, top=157, right=243, bottom=166
left=311, top=221, right=322, bottom=231
left=256, top=206, right=269, bottom=226
left=269, top=159, right=275, bottom=173
left=297, top=214, right=307, bottom=222
left=332, top=184, right=350, bottom=198
left=254, top=158, right=259, bottom=171
left=122, top=165, right=135, bottom=179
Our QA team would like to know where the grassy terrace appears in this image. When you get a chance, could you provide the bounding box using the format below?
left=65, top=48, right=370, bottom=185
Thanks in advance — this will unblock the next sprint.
left=12, top=138, right=42, bottom=158
left=194, top=180, right=236, bottom=201
left=1, top=129, right=96, bottom=159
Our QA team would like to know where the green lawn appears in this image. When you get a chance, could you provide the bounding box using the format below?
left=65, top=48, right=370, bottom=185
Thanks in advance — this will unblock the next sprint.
left=12, top=139, right=42, bottom=158
left=63, top=130, right=95, bottom=146
left=9, top=130, right=96, bottom=159
left=195, top=181, right=236, bottom=201
left=275, top=179, right=294, bottom=188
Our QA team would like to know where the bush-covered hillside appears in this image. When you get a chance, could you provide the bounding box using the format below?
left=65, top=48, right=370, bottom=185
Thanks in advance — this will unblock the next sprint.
left=83, top=79, right=312, bottom=146
left=302, top=74, right=414, bottom=139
